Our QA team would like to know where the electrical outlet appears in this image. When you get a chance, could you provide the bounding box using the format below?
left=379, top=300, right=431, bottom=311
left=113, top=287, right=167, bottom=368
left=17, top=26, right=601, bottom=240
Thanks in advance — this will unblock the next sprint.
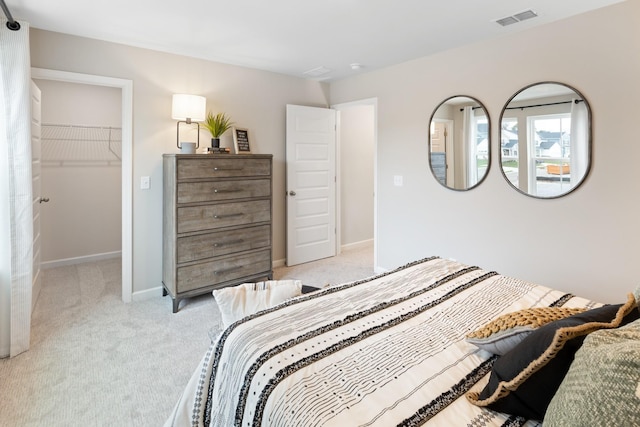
left=393, top=175, right=403, bottom=187
left=141, top=176, right=150, bottom=190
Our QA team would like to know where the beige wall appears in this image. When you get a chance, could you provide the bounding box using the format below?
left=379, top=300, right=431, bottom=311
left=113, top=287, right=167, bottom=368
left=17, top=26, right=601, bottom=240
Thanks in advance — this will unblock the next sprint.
left=330, top=1, right=640, bottom=303
left=35, top=79, right=122, bottom=264
left=30, top=29, right=330, bottom=296
left=338, top=104, right=374, bottom=246
left=29, top=1, right=640, bottom=304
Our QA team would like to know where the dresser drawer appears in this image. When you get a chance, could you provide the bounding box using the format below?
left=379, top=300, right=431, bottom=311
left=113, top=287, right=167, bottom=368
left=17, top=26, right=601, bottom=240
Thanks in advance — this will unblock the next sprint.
left=177, top=225, right=271, bottom=263
left=177, top=249, right=272, bottom=293
left=177, top=179, right=270, bottom=204
left=177, top=157, right=271, bottom=180
left=177, top=199, right=270, bottom=233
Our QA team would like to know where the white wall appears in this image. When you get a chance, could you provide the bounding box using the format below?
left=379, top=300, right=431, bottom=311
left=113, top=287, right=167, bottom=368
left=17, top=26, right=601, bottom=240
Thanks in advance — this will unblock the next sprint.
left=338, top=104, right=374, bottom=246
left=34, top=79, right=122, bottom=264
left=30, top=29, right=330, bottom=296
left=330, top=1, right=640, bottom=304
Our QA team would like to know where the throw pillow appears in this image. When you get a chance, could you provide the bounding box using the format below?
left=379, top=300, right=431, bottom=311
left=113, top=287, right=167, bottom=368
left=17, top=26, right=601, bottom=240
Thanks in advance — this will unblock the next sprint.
left=544, top=318, right=640, bottom=426
left=466, top=306, right=586, bottom=355
left=466, top=293, right=639, bottom=421
left=213, top=280, right=303, bottom=328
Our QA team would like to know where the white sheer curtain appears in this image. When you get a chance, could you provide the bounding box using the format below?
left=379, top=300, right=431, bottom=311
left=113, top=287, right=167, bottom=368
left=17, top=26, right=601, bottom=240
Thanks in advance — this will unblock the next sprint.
left=0, top=19, right=33, bottom=357
left=570, top=99, right=589, bottom=187
left=462, top=106, right=477, bottom=188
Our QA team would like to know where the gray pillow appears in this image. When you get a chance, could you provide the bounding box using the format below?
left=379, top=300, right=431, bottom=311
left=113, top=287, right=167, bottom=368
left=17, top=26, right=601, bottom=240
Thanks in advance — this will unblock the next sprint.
left=544, top=318, right=640, bottom=426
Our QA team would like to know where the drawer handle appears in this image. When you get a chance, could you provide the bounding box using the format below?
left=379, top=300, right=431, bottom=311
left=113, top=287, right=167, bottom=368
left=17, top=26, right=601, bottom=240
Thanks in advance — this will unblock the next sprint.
left=213, top=167, right=244, bottom=171
left=214, top=266, right=242, bottom=275
left=213, top=239, right=244, bottom=248
left=213, top=189, right=240, bottom=194
left=213, top=213, right=245, bottom=219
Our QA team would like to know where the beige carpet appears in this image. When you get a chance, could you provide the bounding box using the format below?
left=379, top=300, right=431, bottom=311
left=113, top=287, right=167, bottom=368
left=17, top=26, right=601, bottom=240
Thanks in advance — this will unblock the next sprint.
left=0, top=243, right=374, bottom=427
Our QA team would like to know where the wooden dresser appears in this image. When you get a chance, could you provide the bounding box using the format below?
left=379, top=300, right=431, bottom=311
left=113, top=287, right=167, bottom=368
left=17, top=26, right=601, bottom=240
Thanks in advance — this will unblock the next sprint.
left=162, top=154, right=273, bottom=312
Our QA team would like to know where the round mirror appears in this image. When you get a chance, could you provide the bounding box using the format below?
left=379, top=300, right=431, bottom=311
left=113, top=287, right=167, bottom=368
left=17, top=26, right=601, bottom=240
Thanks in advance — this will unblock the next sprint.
left=428, top=96, right=490, bottom=190
left=499, top=82, right=591, bottom=198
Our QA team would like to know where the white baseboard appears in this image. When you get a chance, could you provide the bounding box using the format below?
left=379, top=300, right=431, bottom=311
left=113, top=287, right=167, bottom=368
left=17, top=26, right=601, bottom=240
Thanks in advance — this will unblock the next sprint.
left=41, top=251, right=121, bottom=269
left=273, top=239, right=374, bottom=269
left=340, top=239, right=374, bottom=252
left=132, top=286, right=163, bottom=302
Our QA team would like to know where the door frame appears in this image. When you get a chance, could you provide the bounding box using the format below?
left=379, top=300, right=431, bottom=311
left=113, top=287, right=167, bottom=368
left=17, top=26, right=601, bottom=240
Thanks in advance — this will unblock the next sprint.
left=30, top=81, right=42, bottom=310
left=431, top=118, right=454, bottom=186
left=330, top=97, right=378, bottom=271
left=31, top=67, right=134, bottom=303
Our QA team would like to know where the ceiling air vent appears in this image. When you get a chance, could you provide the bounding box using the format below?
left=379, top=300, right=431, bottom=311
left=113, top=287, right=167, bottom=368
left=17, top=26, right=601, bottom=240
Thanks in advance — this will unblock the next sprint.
left=496, top=10, right=538, bottom=27
left=514, top=10, right=538, bottom=21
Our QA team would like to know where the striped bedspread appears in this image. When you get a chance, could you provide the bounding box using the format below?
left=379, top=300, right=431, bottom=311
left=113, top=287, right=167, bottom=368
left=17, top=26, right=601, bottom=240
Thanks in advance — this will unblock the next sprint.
left=165, top=257, right=594, bottom=427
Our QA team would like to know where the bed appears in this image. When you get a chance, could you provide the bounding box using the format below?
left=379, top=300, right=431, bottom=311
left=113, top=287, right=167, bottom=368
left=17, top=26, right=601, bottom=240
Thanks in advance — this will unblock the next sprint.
left=164, top=256, right=640, bottom=427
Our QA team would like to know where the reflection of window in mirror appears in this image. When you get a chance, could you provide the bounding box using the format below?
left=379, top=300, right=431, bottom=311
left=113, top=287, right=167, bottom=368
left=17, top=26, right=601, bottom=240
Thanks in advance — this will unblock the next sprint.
left=528, top=115, right=571, bottom=196
left=475, top=115, right=489, bottom=186
left=500, top=83, right=590, bottom=198
left=502, top=109, right=576, bottom=197
left=501, top=117, right=519, bottom=188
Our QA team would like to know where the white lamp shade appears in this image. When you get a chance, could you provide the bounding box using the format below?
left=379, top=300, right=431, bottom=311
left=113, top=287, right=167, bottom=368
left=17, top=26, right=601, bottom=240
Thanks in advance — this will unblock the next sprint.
left=171, top=94, right=206, bottom=121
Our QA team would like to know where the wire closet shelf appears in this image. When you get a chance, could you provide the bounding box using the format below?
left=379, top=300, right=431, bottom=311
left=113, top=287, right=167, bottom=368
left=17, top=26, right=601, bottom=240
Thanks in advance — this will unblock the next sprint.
left=41, top=123, right=122, bottom=166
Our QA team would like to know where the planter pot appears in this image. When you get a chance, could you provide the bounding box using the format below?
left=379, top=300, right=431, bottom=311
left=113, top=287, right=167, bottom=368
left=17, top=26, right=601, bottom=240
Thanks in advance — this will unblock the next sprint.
left=211, top=138, right=220, bottom=148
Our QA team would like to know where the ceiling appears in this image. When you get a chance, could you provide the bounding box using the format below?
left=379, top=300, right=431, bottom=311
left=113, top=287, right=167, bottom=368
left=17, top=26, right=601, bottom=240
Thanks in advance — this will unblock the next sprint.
left=5, top=0, right=625, bottom=82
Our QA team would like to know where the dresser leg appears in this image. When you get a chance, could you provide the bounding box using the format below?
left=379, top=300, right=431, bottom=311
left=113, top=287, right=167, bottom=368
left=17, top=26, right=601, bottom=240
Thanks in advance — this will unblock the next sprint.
left=162, top=287, right=168, bottom=297
left=173, top=298, right=180, bottom=313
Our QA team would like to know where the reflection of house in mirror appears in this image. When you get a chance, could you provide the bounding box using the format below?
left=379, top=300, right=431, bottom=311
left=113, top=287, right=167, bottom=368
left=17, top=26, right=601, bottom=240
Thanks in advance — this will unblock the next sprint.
left=501, top=128, right=518, bottom=157
left=537, top=131, right=570, bottom=158
left=538, top=139, right=561, bottom=158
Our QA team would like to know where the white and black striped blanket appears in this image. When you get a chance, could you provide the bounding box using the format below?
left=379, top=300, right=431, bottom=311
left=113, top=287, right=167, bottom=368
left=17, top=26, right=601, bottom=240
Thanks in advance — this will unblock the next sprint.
left=165, top=257, right=593, bottom=427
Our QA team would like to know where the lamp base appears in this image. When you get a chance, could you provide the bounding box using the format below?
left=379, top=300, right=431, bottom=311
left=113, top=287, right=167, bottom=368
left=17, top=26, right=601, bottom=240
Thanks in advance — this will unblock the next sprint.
left=180, top=143, right=196, bottom=154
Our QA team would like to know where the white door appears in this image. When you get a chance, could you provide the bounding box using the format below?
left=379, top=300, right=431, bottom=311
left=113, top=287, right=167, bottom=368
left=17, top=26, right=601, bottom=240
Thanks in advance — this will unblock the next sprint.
left=31, top=80, right=43, bottom=309
left=430, top=121, right=447, bottom=152
left=286, top=105, right=336, bottom=266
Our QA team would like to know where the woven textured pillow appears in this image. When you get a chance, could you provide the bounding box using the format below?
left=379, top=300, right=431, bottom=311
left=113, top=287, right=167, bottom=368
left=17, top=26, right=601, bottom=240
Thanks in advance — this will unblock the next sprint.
left=466, top=306, right=586, bottom=355
left=466, top=293, right=639, bottom=421
left=213, top=280, right=302, bottom=328
left=544, top=318, right=640, bottom=426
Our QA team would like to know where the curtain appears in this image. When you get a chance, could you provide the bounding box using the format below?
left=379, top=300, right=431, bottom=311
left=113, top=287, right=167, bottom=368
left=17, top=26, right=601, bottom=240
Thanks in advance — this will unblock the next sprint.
left=462, top=106, right=477, bottom=188
left=0, top=19, right=33, bottom=357
left=570, top=99, right=589, bottom=187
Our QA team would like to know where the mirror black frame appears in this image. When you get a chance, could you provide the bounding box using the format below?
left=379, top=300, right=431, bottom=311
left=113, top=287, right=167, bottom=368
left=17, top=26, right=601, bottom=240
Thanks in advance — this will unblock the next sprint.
left=428, top=95, right=491, bottom=191
left=499, top=81, right=592, bottom=199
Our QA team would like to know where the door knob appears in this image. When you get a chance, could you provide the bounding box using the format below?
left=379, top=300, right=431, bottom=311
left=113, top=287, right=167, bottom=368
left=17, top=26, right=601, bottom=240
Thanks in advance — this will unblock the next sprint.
left=288, top=191, right=296, bottom=196
left=39, top=197, right=50, bottom=203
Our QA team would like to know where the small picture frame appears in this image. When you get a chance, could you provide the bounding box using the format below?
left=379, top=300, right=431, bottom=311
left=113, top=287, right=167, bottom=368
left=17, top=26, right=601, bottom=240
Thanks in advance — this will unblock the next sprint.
left=232, top=127, right=251, bottom=154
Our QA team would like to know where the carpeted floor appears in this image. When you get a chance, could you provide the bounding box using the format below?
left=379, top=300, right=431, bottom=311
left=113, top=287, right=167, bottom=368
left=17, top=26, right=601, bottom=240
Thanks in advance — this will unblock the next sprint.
left=0, top=243, right=374, bottom=427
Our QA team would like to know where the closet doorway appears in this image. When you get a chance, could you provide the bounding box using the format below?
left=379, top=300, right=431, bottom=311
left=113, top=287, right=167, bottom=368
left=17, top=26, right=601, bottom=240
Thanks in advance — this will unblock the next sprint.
left=31, top=68, right=133, bottom=303
left=332, top=98, right=377, bottom=269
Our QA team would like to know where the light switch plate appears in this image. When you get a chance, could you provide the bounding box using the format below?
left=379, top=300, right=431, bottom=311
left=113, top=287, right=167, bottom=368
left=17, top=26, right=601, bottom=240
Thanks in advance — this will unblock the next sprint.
left=141, top=176, right=150, bottom=190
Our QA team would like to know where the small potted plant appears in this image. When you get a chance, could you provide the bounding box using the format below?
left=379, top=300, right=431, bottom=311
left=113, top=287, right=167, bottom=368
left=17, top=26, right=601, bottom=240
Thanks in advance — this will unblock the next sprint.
left=201, top=112, right=233, bottom=148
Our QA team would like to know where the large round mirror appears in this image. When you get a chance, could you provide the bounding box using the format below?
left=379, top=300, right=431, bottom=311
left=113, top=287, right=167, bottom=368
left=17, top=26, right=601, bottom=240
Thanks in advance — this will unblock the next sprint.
left=500, top=82, right=591, bottom=198
left=429, top=96, right=490, bottom=190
